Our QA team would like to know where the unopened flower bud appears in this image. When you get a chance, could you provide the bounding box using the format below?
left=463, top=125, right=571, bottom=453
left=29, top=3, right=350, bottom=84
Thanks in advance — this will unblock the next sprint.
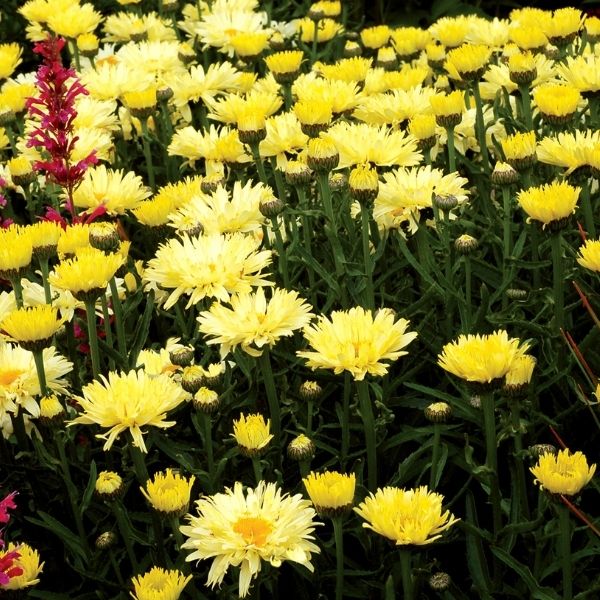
left=424, top=401, right=452, bottom=423
left=259, top=196, right=285, bottom=218
left=169, top=347, right=194, bottom=367
left=89, top=223, right=121, bottom=253
left=181, top=365, right=204, bottom=394
left=454, top=234, right=478, bottom=255
left=529, top=443, right=557, bottom=459
left=429, top=572, right=451, bottom=591
left=95, top=531, right=118, bottom=550
left=299, top=380, right=323, bottom=400
left=287, top=433, right=316, bottom=461
left=193, top=386, right=221, bottom=414
left=433, top=194, right=458, bottom=212
left=95, top=471, right=124, bottom=501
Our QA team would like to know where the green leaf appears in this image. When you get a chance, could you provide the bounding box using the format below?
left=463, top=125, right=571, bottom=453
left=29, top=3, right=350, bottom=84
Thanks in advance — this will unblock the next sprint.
left=128, top=289, right=155, bottom=367
left=491, top=547, right=560, bottom=600
left=27, top=511, right=88, bottom=565
left=79, top=460, right=97, bottom=518
left=464, top=492, right=492, bottom=599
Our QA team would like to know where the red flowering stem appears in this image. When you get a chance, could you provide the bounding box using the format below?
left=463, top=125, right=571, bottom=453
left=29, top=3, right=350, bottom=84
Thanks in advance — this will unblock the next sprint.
left=560, top=494, right=600, bottom=538
left=26, top=35, right=97, bottom=221
left=562, top=330, right=596, bottom=382
left=572, top=281, right=600, bottom=332
left=549, top=425, right=568, bottom=450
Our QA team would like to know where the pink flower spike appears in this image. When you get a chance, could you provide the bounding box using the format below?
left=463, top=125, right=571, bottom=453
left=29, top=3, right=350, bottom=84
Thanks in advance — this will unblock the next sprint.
left=0, top=492, right=17, bottom=525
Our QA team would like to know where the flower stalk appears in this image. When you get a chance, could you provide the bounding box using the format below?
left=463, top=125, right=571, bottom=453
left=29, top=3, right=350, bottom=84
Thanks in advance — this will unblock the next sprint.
left=557, top=502, right=573, bottom=600
left=332, top=517, right=345, bottom=600
left=357, top=379, right=377, bottom=491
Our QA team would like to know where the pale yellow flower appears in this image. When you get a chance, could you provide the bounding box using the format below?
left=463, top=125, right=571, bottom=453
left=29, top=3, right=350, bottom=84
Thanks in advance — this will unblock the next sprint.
left=297, top=307, right=417, bottom=381
left=69, top=370, right=188, bottom=452
left=180, top=481, right=320, bottom=598
left=198, top=287, right=313, bottom=357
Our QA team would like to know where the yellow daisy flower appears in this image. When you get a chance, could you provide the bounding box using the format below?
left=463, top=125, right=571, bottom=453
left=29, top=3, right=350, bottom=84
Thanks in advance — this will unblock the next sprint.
left=169, top=180, right=269, bottom=236
left=298, top=17, right=343, bottom=44
left=95, top=470, right=124, bottom=498
left=444, top=43, right=491, bottom=81
left=354, top=485, right=459, bottom=545
left=533, top=83, right=581, bottom=123
left=49, top=247, right=125, bottom=302
left=232, top=413, right=273, bottom=456
left=131, top=567, right=191, bottom=600
left=1, top=306, right=64, bottom=351
left=0, top=542, right=43, bottom=590
left=576, top=239, right=600, bottom=272
left=438, top=330, right=528, bottom=385
left=297, top=307, right=417, bottom=381
left=517, top=180, right=580, bottom=228
left=0, top=226, right=33, bottom=277
left=46, top=2, right=103, bottom=38
left=180, top=481, right=320, bottom=598
left=72, top=165, right=152, bottom=215
left=69, top=370, right=188, bottom=452
left=530, top=449, right=596, bottom=496
left=141, top=469, right=196, bottom=517
left=197, top=287, right=313, bottom=357
left=322, top=121, right=421, bottom=169
left=303, top=471, right=356, bottom=517
left=143, top=232, right=272, bottom=310
left=0, top=43, right=23, bottom=80
left=0, top=342, right=72, bottom=420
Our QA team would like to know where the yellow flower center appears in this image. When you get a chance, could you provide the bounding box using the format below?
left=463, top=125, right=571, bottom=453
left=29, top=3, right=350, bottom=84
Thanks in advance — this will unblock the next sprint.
left=0, top=368, right=25, bottom=386
left=233, top=516, right=273, bottom=547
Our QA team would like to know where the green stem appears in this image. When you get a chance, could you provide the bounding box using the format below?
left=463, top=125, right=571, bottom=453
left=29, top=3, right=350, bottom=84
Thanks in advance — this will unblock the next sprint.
left=306, top=398, right=313, bottom=435
left=108, top=551, right=125, bottom=586
left=557, top=503, right=573, bottom=600
left=360, top=203, right=375, bottom=310
left=129, top=439, right=150, bottom=484
left=270, top=215, right=289, bottom=288
left=32, top=349, right=48, bottom=397
left=551, top=232, right=564, bottom=335
left=69, top=39, right=81, bottom=71
left=318, top=173, right=347, bottom=305
left=429, top=423, right=442, bottom=489
left=298, top=188, right=316, bottom=304
left=445, top=125, right=456, bottom=173
left=252, top=457, right=263, bottom=484
left=399, top=548, right=414, bottom=600
left=100, top=295, right=116, bottom=371
left=341, top=373, right=351, bottom=467
left=140, top=118, right=156, bottom=191
left=9, top=276, right=24, bottom=308
left=170, top=515, right=184, bottom=551
left=84, top=298, right=102, bottom=379
left=251, top=142, right=269, bottom=185
left=332, top=518, right=345, bottom=600
left=509, top=399, right=530, bottom=520
left=481, top=393, right=502, bottom=539
left=580, top=180, right=596, bottom=238
left=472, top=81, right=490, bottom=175
left=531, top=225, right=541, bottom=290
left=518, top=84, right=533, bottom=131
left=357, top=380, right=377, bottom=491
left=202, top=413, right=215, bottom=492
left=502, top=186, right=513, bottom=310
left=464, top=255, right=472, bottom=333
left=258, top=350, right=280, bottom=444
left=65, top=320, right=81, bottom=390
left=55, top=431, right=90, bottom=556
left=109, top=278, right=128, bottom=365
left=38, top=256, right=52, bottom=304
left=311, top=18, right=320, bottom=62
